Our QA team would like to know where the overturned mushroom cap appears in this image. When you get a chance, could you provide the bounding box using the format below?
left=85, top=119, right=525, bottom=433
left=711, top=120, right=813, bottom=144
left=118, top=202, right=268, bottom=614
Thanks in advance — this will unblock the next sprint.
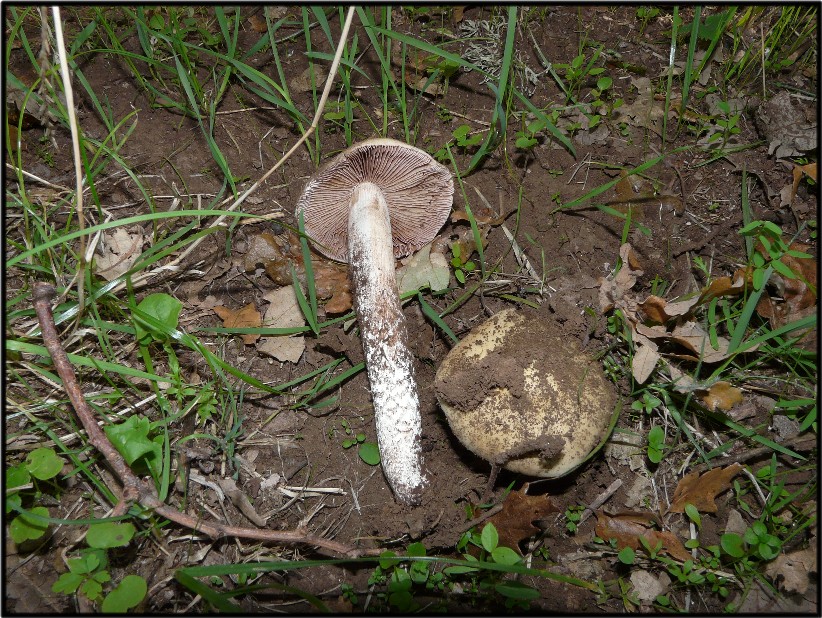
left=434, top=309, right=616, bottom=478
left=295, top=138, right=454, bottom=262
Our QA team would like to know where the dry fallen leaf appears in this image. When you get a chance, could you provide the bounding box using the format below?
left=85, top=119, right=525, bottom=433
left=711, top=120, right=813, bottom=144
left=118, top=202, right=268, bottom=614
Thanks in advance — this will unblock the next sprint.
left=396, top=242, right=450, bottom=294
left=257, top=286, right=305, bottom=363
left=667, top=463, right=743, bottom=514
left=94, top=227, right=144, bottom=281
left=669, top=321, right=733, bottom=363
left=765, top=546, right=818, bottom=594
left=595, top=510, right=691, bottom=562
left=243, top=230, right=352, bottom=313
left=213, top=303, right=261, bottom=345
left=487, top=483, right=559, bottom=555
left=632, top=343, right=660, bottom=385
left=598, top=243, right=643, bottom=313
left=700, top=381, right=744, bottom=412
left=789, top=162, right=817, bottom=206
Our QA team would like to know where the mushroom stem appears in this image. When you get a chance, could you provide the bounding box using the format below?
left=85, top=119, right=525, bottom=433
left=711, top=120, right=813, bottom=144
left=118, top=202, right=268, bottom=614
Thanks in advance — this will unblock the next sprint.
left=347, top=182, right=425, bottom=505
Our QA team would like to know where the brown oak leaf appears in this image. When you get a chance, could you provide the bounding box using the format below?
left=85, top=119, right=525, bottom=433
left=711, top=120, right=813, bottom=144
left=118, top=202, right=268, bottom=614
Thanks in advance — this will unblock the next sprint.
left=595, top=510, right=691, bottom=562
left=213, top=303, right=261, bottom=345
left=487, top=483, right=559, bottom=554
left=667, top=463, right=743, bottom=514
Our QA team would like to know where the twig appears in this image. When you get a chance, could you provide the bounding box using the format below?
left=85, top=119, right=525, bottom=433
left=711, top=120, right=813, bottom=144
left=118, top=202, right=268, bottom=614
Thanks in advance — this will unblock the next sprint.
left=32, top=282, right=374, bottom=558
left=457, top=503, right=504, bottom=534
left=578, top=478, right=623, bottom=526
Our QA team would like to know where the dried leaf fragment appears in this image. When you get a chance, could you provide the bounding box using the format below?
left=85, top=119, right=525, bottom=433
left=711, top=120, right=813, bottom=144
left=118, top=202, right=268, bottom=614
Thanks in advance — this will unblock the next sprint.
left=595, top=510, right=691, bottom=562
left=700, top=381, right=744, bottom=412
left=667, top=463, right=743, bottom=514
left=257, top=286, right=305, bottom=363
left=487, top=483, right=559, bottom=555
left=396, top=242, right=450, bottom=294
left=765, top=546, right=818, bottom=594
left=94, top=227, right=145, bottom=281
left=632, top=343, right=660, bottom=385
left=213, top=303, right=262, bottom=345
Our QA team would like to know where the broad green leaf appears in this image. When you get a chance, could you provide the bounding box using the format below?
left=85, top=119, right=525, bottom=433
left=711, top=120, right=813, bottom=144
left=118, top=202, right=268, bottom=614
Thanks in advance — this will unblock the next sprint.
left=104, top=416, right=162, bottom=480
left=7, top=463, right=30, bottom=489
left=720, top=532, right=745, bottom=558
left=480, top=523, right=499, bottom=553
left=52, top=572, right=84, bottom=595
left=26, top=447, right=64, bottom=480
left=101, top=574, right=148, bottom=613
left=133, top=293, right=182, bottom=344
left=9, top=506, right=49, bottom=543
left=358, top=442, right=380, bottom=466
left=87, top=522, right=136, bottom=549
left=618, top=546, right=636, bottom=564
left=407, top=542, right=426, bottom=557
left=491, top=546, right=521, bottom=566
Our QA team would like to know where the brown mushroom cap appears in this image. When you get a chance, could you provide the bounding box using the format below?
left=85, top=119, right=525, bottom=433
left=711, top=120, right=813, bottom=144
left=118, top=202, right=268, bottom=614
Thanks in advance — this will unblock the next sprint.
left=295, top=138, right=454, bottom=262
left=434, top=309, right=617, bottom=479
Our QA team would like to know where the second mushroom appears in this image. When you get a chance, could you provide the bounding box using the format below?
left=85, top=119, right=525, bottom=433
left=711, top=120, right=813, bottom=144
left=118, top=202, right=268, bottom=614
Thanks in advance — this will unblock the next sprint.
left=295, top=138, right=454, bottom=505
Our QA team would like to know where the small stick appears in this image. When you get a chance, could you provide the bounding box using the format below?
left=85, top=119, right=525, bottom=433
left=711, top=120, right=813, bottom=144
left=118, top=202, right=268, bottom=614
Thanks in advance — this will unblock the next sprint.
left=32, top=282, right=374, bottom=558
left=578, top=478, right=623, bottom=526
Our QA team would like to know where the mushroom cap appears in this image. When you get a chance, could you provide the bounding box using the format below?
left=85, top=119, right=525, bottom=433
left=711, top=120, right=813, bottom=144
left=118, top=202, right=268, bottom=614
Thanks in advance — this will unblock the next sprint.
left=434, top=309, right=616, bottom=479
left=295, top=138, right=454, bottom=262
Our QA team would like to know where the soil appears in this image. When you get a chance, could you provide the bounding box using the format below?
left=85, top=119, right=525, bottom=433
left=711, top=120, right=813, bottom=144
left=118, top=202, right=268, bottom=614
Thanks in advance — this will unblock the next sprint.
left=5, top=5, right=817, bottom=614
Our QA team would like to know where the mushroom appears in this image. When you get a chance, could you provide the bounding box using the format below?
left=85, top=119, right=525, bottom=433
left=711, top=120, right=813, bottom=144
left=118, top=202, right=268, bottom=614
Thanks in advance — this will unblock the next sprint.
left=296, top=138, right=454, bottom=505
left=434, top=308, right=616, bottom=487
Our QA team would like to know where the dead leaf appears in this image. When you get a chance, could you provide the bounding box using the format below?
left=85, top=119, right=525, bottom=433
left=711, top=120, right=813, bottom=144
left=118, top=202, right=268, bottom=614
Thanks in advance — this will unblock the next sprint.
left=396, top=242, right=450, bottom=294
left=244, top=230, right=352, bottom=313
left=257, top=286, right=305, bottom=363
left=213, top=303, right=261, bottom=345
left=700, top=381, right=744, bottom=412
left=789, top=162, right=817, bottom=206
left=696, top=269, right=752, bottom=305
left=637, top=294, right=701, bottom=323
left=765, top=547, right=817, bottom=594
left=595, top=511, right=691, bottom=562
left=289, top=65, right=326, bottom=93
left=403, top=70, right=444, bottom=96
left=667, top=463, right=743, bottom=513
left=630, top=569, right=671, bottom=603
left=669, top=321, right=733, bottom=363
left=753, top=242, right=816, bottom=349
left=632, top=343, right=660, bottom=385
left=598, top=243, right=643, bottom=313
left=487, top=484, right=559, bottom=554
left=248, top=14, right=267, bottom=32
left=94, top=227, right=144, bottom=281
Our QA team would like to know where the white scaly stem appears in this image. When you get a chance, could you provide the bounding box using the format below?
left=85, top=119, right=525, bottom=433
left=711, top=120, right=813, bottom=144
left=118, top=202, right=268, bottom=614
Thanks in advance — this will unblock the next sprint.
left=347, top=182, right=425, bottom=505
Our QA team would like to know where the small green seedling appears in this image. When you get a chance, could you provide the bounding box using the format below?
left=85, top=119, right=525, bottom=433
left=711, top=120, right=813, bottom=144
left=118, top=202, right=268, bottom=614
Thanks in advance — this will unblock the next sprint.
left=565, top=504, right=585, bottom=533
left=53, top=522, right=147, bottom=612
left=451, top=243, right=477, bottom=284
left=7, top=447, right=65, bottom=544
left=514, top=118, right=546, bottom=150
left=338, top=419, right=381, bottom=465
left=646, top=425, right=665, bottom=464
left=632, top=392, right=662, bottom=415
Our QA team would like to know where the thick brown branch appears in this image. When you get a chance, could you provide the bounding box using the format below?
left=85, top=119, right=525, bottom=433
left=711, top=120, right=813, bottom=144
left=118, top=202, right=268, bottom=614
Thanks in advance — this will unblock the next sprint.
left=32, top=282, right=372, bottom=558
